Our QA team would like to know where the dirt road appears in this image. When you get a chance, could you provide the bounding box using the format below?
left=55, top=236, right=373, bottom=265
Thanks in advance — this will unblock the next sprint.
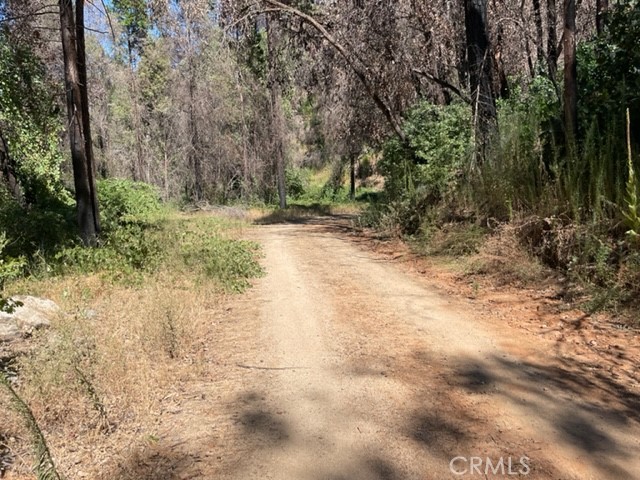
left=124, top=217, right=640, bottom=480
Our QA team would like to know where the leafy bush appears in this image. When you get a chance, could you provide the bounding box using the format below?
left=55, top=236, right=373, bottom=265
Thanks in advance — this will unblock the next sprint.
left=374, top=101, right=471, bottom=234
left=49, top=180, right=165, bottom=279
left=0, top=37, right=70, bottom=206
left=285, top=167, right=308, bottom=200
left=579, top=0, right=640, bottom=131
left=97, top=178, right=163, bottom=231
left=0, top=232, right=26, bottom=290
left=0, top=185, right=76, bottom=262
left=380, top=101, right=471, bottom=202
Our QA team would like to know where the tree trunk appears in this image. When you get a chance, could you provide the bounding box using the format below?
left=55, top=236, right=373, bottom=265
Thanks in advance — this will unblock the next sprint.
left=60, top=0, right=100, bottom=246
left=596, top=0, right=608, bottom=35
left=563, top=0, right=578, bottom=144
left=493, top=32, right=510, bottom=99
left=188, top=74, right=203, bottom=201
left=464, top=0, right=497, bottom=163
left=267, top=15, right=286, bottom=209
left=75, top=1, right=99, bottom=215
left=350, top=155, right=356, bottom=201
left=130, top=71, right=146, bottom=183
left=186, top=23, right=203, bottom=202
left=532, top=0, right=545, bottom=66
left=547, top=0, right=558, bottom=79
left=0, top=128, right=22, bottom=202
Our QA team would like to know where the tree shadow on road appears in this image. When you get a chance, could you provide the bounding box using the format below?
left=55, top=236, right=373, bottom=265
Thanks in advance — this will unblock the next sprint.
left=450, top=353, right=640, bottom=479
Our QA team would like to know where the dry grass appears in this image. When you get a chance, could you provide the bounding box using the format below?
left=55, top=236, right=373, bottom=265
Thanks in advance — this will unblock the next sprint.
left=0, top=214, right=257, bottom=479
left=463, top=223, right=549, bottom=287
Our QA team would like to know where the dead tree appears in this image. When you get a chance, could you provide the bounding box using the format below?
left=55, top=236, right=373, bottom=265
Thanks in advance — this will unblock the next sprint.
left=266, top=14, right=287, bottom=209
left=563, top=0, right=578, bottom=144
left=59, top=0, right=100, bottom=245
left=464, top=0, right=497, bottom=163
left=0, top=127, right=22, bottom=202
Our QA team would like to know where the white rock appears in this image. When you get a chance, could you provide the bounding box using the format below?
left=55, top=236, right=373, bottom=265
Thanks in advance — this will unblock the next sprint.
left=0, top=322, right=20, bottom=342
left=0, top=296, right=59, bottom=342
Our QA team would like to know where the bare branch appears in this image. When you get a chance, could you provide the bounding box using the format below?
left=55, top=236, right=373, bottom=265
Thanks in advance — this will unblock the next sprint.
left=412, top=69, right=471, bottom=104
left=260, top=0, right=406, bottom=142
left=0, top=9, right=59, bottom=24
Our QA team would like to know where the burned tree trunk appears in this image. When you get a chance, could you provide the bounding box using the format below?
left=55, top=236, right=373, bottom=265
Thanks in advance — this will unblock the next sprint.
left=464, top=0, right=497, bottom=163
left=350, top=155, right=356, bottom=201
left=267, top=15, right=287, bottom=209
left=0, top=128, right=22, bottom=202
left=59, top=0, right=100, bottom=245
left=532, top=0, right=545, bottom=66
left=563, top=0, right=578, bottom=144
left=547, top=0, right=559, bottom=79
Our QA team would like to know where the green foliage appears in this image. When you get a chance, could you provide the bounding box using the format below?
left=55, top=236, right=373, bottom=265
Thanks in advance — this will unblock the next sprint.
left=471, top=77, right=560, bottom=219
left=0, top=35, right=78, bottom=285
left=0, top=231, right=24, bottom=312
left=375, top=101, right=472, bottom=234
left=53, top=208, right=263, bottom=292
left=379, top=101, right=471, bottom=203
left=246, top=28, right=268, bottom=81
left=0, top=232, right=26, bottom=290
left=0, top=184, right=76, bottom=262
left=53, top=223, right=164, bottom=281
left=182, top=236, right=263, bottom=293
left=0, top=36, right=69, bottom=206
left=285, top=167, right=309, bottom=199
left=52, top=179, right=165, bottom=280
left=573, top=0, right=640, bottom=222
left=369, top=63, right=640, bottom=313
left=1, top=174, right=262, bottom=291
left=110, top=0, right=149, bottom=63
left=179, top=218, right=264, bottom=292
left=97, top=178, right=163, bottom=231
left=579, top=0, right=640, bottom=125
left=138, top=38, right=171, bottom=114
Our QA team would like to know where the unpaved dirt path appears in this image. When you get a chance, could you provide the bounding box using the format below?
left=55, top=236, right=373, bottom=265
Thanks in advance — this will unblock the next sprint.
left=123, top=217, right=640, bottom=480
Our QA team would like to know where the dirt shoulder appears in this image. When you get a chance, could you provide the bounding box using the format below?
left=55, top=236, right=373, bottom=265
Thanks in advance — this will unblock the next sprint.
left=340, top=218, right=640, bottom=421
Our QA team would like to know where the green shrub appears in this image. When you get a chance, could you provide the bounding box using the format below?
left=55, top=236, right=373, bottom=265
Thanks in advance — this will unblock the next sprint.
left=0, top=232, right=26, bottom=290
left=0, top=186, right=76, bottom=262
left=379, top=101, right=471, bottom=200
left=0, top=37, right=70, bottom=207
left=376, top=101, right=472, bottom=234
left=285, top=168, right=308, bottom=200
left=97, top=178, right=163, bottom=231
left=46, top=180, right=165, bottom=280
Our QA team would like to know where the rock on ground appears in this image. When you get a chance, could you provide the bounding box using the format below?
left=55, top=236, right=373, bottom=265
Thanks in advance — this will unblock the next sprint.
left=0, top=296, right=59, bottom=343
